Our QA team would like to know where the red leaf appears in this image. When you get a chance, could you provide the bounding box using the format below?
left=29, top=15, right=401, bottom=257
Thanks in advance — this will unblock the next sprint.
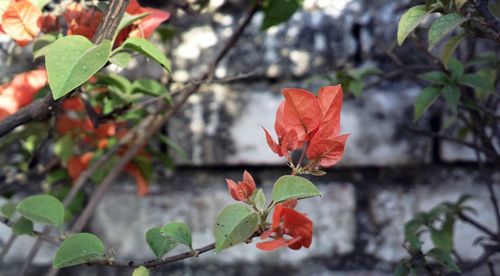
left=318, top=85, right=343, bottom=136
left=0, top=94, right=19, bottom=120
left=67, top=152, right=94, bottom=181
left=282, top=88, right=321, bottom=143
left=282, top=207, right=313, bottom=249
left=125, top=163, right=149, bottom=197
left=1, top=0, right=42, bottom=46
left=64, top=3, right=102, bottom=39
left=263, top=127, right=283, bottom=156
left=306, top=134, right=349, bottom=167
left=41, top=13, right=59, bottom=33
left=125, top=0, right=170, bottom=39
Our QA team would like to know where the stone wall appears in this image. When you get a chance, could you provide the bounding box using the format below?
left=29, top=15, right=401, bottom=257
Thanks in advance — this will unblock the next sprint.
left=1, top=0, right=498, bottom=275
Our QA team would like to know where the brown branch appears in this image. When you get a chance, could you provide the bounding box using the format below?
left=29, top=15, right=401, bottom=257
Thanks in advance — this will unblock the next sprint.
left=405, top=127, right=496, bottom=157
left=460, top=244, right=500, bottom=272
left=475, top=0, right=500, bottom=35
left=458, top=212, right=497, bottom=238
left=89, top=242, right=216, bottom=268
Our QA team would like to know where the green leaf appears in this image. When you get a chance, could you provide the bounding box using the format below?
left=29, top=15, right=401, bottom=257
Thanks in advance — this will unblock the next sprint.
left=160, top=222, right=192, bottom=249
left=44, top=36, right=112, bottom=99
left=132, top=79, right=171, bottom=102
left=489, top=1, right=500, bottom=18
left=426, top=248, right=461, bottom=272
left=115, top=12, right=149, bottom=38
left=394, top=262, right=410, bottom=276
left=16, top=194, right=64, bottom=227
left=90, top=155, right=119, bottom=183
left=428, top=13, right=467, bottom=51
left=119, top=38, right=171, bottom=71
left=261, top=0, right=302, bottom=30
left=253, top=189, right=266, bottom=211
left=350, top=79, right=364, bottom=97
left=133, top=156, right=153, bottom=182
left=53, top=233, right=106, bottom=268
left=441, top=34, right=465, bottom=68
left=12, top=217, right=34, bottom=235
left=54, top=134, right=74, bottom=162
left=33, top=32, right=62, bottom=60
left=441, top=85, right=460, bottom=111
left=156, top=134, right=188, bottom=161
left=214, top=204, right=260, bottom=253
left=459, top=74, right=495, bottom=93
left=272, top=175, right=321, bottom=204
left=1, top=202, right=16, bottom=219
left=132, top=266, right=150, bottom=276
left=419, top=71, right=449, bottom=85
left=145, top=227, right=178, bottom=258
left=95, top=73, right=133, bottom=95
left=109, top=52, right=132, bottom=68
left=414, top=86, right=441, bottom=121
left=431, top=216, right=454, bottom=253
left=447, top=58, right=464, bottom=81
left=397, top=5, right=432, bottom=45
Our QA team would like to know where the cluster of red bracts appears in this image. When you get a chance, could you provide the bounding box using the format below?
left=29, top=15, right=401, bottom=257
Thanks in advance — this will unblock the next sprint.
left=256, top=199, right=313, bottom=251
left=263, top=85, right=349, bottom=169
left=226, top=172, right=313, bottom=251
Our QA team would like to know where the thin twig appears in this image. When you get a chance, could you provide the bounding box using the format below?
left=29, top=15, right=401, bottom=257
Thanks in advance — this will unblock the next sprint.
left=89, top=242, right=216, bottom=268
left=405, top=127, right=495, bottom=157
left=458, top=213, right=497, bottom=238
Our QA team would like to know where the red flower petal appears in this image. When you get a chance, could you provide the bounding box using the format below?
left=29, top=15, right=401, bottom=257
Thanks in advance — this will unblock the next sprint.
left=282, top=208, right=313, bottom=248
left=282, top=88, right=321, bottom=143
left=256, top=238, right=289, bottom=251
left=263, top=127, right=283, bottom=156
left=125, top=163, right=149, bottom=197
left=318, top=85, right=343, bottom=136
left=242, top=170, right=256, bottom=191
left=306, top=134, right=350, bottom=168
left=226, top=178, right=240, bottom=201
left=1, top=0, right=42, bottom=46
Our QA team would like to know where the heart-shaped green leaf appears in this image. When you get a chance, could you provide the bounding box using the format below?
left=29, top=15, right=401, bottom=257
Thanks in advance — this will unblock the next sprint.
left=145, top=227, right=178, bottom=258
left=119, top=38, right=171, bottom=71
left=160, top=222, right=192, bottom=249
left=16, top=194, right=64, bottom=227
left=414, top=86, right=441, bottom=121
left=53, top=233, right=106, bottom=268
left=214, top=204, right=259, bottom=253
left=44, top=35, right=112, bottom=99
left=109, top=52, right=132, bottom=68
left=272, top=175, right=321, bottom=204
left=132, top=266, right=150, bottom=276
left=12, top=217, right=34, bottom=236
left=1, top=202, right=16, bottom=219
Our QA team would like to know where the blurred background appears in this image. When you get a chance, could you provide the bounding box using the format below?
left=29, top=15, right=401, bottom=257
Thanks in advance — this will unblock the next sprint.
left=1, top=0, right=499, bottom=275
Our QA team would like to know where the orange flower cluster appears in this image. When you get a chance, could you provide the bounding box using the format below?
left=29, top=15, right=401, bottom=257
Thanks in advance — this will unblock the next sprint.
left=0, top=0, right=170, bottom=47
left=264, top=85, right=350, bottom=168
left=57, top=96, right=149, bottom=197
left=0, top=69, right=47, bottom=120
left=257, top=199, right=313, bottom=251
